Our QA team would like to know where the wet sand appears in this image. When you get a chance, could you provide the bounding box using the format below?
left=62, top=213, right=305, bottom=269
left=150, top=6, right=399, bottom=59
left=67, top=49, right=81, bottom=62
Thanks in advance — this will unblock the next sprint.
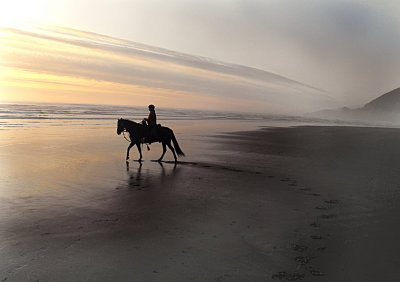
left=1, top=124, right=400, bottom=281
left=218, top=126, right=400, bottom=281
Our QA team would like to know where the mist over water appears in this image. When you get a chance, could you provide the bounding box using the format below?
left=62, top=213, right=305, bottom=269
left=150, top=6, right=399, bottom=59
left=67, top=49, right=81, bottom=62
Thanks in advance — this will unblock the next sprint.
left=0, top=102, right=384, bottom=131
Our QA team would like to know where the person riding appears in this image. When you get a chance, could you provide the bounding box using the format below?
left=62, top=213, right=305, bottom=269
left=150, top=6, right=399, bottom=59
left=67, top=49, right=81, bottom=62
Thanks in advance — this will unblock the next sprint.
left=144, top=104, right=158, bottom=142
left=145, top=104, right=157, bottom=126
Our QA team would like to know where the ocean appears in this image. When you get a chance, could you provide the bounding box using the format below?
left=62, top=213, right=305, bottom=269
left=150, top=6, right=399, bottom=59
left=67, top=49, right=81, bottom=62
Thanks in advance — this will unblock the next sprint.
left=0, top=102, right=359, bottom=131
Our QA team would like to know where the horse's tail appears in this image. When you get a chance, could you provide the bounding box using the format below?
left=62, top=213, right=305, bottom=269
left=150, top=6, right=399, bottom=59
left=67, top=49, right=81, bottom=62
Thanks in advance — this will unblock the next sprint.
left=171, top=130, right=185, bottom=157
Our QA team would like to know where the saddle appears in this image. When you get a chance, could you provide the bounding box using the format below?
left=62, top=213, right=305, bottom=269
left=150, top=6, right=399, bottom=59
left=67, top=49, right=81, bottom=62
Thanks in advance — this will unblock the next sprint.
left=142, top=124, right=161, bottom=143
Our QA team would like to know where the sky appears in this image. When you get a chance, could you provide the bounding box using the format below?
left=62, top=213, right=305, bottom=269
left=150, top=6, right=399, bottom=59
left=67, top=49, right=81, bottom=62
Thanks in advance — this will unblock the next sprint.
left=1, top=0, right=400, bottom=113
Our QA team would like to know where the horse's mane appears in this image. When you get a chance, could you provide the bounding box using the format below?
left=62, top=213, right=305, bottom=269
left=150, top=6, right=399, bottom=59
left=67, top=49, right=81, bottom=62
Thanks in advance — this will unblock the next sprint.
left=120, top=118, right=138, bottom=125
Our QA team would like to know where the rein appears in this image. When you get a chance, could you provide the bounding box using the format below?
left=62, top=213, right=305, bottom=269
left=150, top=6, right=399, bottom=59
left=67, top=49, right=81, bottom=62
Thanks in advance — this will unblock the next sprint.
left=122, top=128, right=150, bottom=151
left=122, top=131, right=131, bottom=142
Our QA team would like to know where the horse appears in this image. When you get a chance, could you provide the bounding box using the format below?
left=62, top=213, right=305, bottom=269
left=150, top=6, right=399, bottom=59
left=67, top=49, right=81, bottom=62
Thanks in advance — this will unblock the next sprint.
left=117, top=118, right=185, bottom=162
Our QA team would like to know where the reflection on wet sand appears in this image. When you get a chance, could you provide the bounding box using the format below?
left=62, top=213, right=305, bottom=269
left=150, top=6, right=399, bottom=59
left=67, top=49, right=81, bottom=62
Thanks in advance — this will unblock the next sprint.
left=125, top=160, right=178, bottom=190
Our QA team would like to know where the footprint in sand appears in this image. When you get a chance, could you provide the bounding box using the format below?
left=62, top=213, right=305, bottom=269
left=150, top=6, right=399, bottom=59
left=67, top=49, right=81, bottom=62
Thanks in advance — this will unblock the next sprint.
left=300, top=187, right=312, bottom=191
left=310, top=222, right=321, bottom=228
left=94, top=218, right=119, bottom=223
left=319, top=214, right=336, bottom=219
left=310, top=269, right=325, bottom=276
left=272, top=272, right=305, bottom=280
left=295, top=256, right=313, bottom=265
left=325, top=199, right=340, bottom=204
left=291, top=244, right=308, bottom=252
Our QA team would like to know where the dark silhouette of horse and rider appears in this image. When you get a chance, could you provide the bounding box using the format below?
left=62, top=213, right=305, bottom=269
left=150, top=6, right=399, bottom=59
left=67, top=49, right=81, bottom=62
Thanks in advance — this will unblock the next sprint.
left=117, top=104, right=185, bottom=163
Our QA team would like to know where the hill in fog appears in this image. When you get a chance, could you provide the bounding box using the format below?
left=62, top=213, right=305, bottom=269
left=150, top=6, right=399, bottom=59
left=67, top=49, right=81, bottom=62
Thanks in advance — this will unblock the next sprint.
left=363, top=88, right=400, bottom=112
left=307, top=87, right=400, bottom=124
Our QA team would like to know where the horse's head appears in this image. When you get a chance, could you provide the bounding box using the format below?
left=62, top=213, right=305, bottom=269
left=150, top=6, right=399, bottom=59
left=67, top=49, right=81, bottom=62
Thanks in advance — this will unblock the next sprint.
left=117, top=118, right=124, bottom=135
left=117, top=118, right=138, bottom=135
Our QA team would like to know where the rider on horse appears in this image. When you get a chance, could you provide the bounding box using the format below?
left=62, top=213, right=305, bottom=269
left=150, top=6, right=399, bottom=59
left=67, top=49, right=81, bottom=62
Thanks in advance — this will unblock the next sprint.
left=144, top=104, right=159, bottom=142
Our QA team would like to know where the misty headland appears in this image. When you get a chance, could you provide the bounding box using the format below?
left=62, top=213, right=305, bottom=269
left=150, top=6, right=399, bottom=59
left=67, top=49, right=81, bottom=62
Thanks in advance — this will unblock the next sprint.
left=308, top=87, right=400, bottom=126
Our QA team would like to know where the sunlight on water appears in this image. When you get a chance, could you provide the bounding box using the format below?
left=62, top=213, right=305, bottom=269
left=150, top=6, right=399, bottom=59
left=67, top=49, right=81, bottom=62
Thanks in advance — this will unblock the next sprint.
left=0, top=102, right=351, bottom=129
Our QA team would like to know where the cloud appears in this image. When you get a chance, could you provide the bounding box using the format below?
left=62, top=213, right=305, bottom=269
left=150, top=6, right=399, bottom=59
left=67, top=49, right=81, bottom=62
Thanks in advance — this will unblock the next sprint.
left=3, top=0, right=399, bottom=108
left=138, top=0, right=400, bottom=106
left=1, top=24, right=336, bottom=113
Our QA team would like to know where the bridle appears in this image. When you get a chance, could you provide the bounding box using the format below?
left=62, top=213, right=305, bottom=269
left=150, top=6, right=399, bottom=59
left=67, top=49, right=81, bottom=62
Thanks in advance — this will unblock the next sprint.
left=118, top=119, right=131, bottom=142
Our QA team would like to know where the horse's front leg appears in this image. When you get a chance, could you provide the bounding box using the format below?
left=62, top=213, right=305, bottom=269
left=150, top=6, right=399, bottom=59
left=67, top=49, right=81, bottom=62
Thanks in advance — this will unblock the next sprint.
left=126, top=142, right=134, bottom=160
left=136, top=143, right=143, bottom=161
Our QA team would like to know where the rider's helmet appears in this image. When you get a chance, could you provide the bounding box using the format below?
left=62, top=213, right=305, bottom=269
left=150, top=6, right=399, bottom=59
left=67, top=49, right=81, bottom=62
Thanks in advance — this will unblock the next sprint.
left=148, top=104, right=155, bottom=110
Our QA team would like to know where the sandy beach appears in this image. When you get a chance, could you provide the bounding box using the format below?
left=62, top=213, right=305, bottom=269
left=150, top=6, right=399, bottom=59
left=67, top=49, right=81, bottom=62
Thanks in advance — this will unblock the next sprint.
left=2, top=2, right=400, bottom=281
left=2, top=120, right=400, bottom=281
left=218, top=126, right=400, bottom=281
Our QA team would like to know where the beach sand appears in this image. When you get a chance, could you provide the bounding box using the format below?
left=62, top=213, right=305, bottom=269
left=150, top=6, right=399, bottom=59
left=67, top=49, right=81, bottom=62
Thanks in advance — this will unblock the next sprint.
left=218, top=126, right=400, bottom=281
left=1, top=123, right=400, bottom=281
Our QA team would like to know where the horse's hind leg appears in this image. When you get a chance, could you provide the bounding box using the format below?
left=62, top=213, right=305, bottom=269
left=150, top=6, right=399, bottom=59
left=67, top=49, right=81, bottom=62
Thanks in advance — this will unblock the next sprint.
left=136, top=143, right=143, bottom=161
left=167, top=141, right=178, bottom=163
left=158, top=142, right=167, bottom=162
